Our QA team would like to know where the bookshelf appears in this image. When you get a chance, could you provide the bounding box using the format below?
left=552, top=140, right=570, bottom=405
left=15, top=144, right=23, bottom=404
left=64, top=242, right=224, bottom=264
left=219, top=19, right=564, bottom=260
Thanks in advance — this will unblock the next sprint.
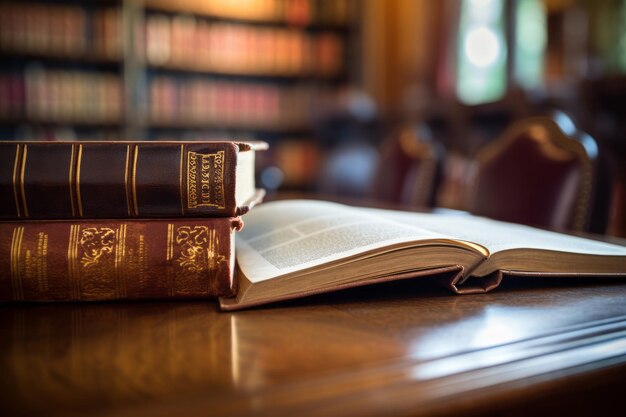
left=0, top=0, right=356, bottom=190
left=0, top=1, right=123, bottom=140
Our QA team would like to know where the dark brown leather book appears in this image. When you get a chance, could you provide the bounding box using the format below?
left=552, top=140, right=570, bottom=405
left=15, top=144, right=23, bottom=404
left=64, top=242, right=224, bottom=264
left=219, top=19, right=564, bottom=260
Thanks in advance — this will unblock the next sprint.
left=0, top=217, right=242, bottom=301
left=0, top=140, right=267, bottom=219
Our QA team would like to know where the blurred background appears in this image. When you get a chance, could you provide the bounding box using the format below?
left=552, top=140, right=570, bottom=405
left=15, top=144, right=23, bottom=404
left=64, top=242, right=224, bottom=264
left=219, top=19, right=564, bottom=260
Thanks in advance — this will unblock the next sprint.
left=1, top=0, right=625, bottom=236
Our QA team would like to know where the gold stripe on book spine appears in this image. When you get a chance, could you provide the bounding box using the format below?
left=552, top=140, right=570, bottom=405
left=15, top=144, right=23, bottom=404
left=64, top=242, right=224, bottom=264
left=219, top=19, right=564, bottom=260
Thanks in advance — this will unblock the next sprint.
left=75, top=145, right=84, bottom=217
left=124, top=145, right=132, bottom=216
left=132, top=146, right=139, bottom=216
left=167, top=223, right=174, bottom=297
left=179, top=144, right=185, bottom=215
left=114, top=227, right=121, bottom=295
left=10, top=227, right=25, bottom=300
left=167, top=223, right=174, bottom=261
left=68, top=144, right=76, bottom=217
left=67, top=225, right=80, bottom=300
left=114, top=224, right=127, bottom=298
left=19, top=145, right=28, bottom=218
left=12, top=144, right=22, bottom=217
left=10, top=228, right=16, bottom=299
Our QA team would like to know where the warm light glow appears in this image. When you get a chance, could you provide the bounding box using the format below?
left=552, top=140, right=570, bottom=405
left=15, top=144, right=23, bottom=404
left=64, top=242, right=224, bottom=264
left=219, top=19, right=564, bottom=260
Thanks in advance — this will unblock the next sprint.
left=464, top=26, right=501, bottom=68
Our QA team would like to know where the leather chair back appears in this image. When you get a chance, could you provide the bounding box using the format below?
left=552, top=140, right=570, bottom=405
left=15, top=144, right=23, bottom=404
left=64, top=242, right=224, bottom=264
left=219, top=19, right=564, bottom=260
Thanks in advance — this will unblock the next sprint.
left=371, top=124, right=444, bottom=207
left=471, top=116, right=597, bottom=231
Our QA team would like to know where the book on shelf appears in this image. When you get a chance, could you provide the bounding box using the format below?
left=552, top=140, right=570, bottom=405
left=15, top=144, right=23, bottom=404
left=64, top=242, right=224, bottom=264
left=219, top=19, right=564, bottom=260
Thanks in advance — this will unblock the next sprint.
left=0, top=140, right=267, bottom=219
left=143, top=12, right=344, bottom=76
left=220, top=200, right=626, bottom=310
left=0, top=2, right=121, bottom=59
left=1, top=217, right=243, bottom=301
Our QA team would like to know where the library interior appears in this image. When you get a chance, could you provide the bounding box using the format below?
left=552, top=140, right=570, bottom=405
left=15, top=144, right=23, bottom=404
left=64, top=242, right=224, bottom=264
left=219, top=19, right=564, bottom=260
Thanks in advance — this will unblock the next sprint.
left=1, top=0, right=626, bottom=236
left=2, top=1, right=626, bottom=417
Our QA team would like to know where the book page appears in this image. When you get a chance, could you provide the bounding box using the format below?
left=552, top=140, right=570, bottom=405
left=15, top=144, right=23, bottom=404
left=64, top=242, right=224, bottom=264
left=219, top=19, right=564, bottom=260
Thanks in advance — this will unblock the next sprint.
left=236, top=200, right=458, bottom=282
left=365, top=208, right=626, bottom=256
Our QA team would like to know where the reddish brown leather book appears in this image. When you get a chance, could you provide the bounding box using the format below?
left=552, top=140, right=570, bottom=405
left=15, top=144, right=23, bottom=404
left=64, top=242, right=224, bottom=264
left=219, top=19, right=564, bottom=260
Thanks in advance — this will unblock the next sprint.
left=0, top=217, right=242, bottom=301
left=0, top=140, right=267, bottom=219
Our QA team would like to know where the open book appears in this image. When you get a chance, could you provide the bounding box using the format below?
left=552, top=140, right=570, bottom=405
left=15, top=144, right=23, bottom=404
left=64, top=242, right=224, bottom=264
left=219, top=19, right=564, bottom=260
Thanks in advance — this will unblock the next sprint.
left=220, top=200, right=626, bottom=310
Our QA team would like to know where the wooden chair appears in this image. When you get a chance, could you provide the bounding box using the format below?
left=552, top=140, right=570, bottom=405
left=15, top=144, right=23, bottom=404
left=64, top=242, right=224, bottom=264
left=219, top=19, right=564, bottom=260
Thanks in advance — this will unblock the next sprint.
left=470, top=115, right=602, bottom=232
left=371, top=123, right=445, bottom=208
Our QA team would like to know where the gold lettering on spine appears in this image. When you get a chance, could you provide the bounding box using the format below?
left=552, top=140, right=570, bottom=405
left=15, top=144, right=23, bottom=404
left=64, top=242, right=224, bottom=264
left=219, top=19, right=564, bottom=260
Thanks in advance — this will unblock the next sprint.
left=10, top=227, right=25, bottom=300
left=179, top=145, right=185, bottom=215
left=20, top=145, right=29, bottom=218
left=75, top=145, right=84, bottom=217
left=132, top=146, right=139, bottom=216
left=186, top=150, right=226, bottom=210
left=187, top=152, right=197, bottom=209
left=124, top=145, right=132, bottom=216
left=68, top=144, right=76, bottom=217
left=12, top=144, right=22, bottom=217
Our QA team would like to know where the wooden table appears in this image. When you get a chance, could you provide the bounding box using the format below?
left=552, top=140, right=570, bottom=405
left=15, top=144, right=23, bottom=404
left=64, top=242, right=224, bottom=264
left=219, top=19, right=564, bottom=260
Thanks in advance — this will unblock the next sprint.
left=2, top=276, right=626, bottom=417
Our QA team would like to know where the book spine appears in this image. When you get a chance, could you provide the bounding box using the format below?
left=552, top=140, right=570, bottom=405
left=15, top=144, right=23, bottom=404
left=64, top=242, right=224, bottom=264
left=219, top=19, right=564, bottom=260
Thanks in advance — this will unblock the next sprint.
left=0, top=217, right=243, bottom=301
left=0, top=141, right=241, bottom=219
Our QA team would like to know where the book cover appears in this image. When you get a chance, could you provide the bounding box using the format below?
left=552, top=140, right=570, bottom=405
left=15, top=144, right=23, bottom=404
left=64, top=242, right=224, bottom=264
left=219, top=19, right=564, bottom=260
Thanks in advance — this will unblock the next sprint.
left=0, top=217, right=243, bottom=301
left=0, top=140, right=267, bottom=219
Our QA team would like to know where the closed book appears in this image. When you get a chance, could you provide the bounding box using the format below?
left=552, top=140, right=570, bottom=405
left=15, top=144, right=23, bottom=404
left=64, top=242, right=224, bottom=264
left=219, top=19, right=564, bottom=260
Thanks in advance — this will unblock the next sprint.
left=0, top=140, right=267, bottom=219
left=0, top=217, right=242, bottom=301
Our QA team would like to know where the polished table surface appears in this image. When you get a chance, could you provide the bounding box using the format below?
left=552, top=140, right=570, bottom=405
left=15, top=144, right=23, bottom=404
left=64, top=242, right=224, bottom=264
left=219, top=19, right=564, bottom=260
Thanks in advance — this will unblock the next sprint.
left=2, top=276, right=626, bottom=417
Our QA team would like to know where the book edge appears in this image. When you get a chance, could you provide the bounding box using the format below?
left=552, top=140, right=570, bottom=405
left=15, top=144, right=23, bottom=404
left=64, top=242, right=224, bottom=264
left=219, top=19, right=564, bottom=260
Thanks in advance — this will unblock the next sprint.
left=219, top=265, right=466, bottom=311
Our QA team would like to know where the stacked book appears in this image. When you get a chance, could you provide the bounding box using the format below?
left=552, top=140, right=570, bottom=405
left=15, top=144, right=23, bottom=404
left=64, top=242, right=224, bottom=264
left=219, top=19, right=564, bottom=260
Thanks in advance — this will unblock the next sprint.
left=0, top=140, right=267, bottom=301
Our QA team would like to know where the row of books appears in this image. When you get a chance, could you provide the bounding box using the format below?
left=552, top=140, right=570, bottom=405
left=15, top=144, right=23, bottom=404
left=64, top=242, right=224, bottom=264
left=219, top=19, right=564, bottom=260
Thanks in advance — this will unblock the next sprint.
left=0, top=140, right=267, bottom=302
left=1, top=2, right=345, bottom=76
left=0, top=67, right=329, bottom=131
left=0, top=3, right=121, bottom=60
left=0, top=67, right=122, bottom=124
left=146, top=0, right=352, bottom=26
left=149, top=76, right=316, bottom=130
left=146, top=15, right=344, bottom=76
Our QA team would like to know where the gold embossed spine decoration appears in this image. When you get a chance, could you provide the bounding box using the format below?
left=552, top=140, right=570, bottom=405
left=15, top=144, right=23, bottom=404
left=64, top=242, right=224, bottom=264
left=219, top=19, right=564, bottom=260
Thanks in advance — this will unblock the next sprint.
left=76, top=227, right=119, bottom=299
left=11, top=144, right=22, bottom=218
left=186, top=150, right=226, bottom=210
left=132, top=146, right=139, bottom=216
left=19, top=144, right=28, bottom=218
left=172, top=225, right=226, bottom=295
left=75, top=145, right=84, bottom=217
left=179, top=145, right=185, bottom=215
left=10, top=227, right=25, bottom=300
